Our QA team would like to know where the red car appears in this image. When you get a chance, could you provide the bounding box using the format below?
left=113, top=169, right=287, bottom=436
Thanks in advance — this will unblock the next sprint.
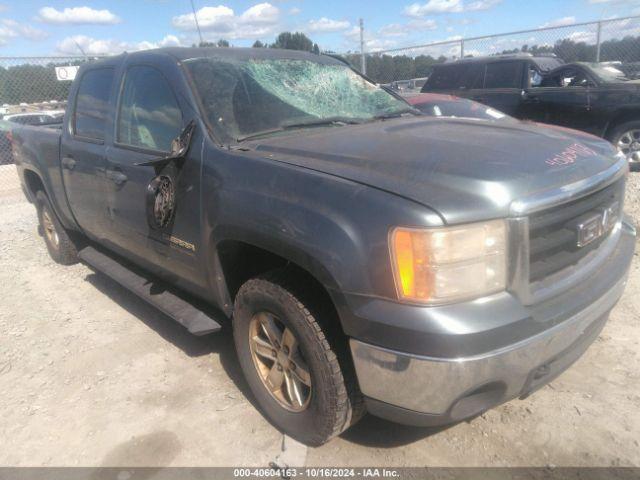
left=407, top=92, right=516, bottom=123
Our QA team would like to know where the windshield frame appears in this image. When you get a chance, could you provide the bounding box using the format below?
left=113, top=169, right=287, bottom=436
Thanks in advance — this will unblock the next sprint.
left=582, top=62, right=630, bottom=84
left=181, top=53, right=414, bottom=146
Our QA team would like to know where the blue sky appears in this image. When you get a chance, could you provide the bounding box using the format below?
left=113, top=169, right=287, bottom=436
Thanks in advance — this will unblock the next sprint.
left=0, top=0, right=639, bottom=56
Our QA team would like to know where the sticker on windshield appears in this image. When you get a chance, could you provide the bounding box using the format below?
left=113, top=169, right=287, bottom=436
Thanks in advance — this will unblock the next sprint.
left=546, top=143, right=597, bottom=166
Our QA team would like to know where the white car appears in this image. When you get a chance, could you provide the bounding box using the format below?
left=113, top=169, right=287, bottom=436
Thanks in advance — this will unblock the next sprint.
left=3, top=110, right=65, bottom=126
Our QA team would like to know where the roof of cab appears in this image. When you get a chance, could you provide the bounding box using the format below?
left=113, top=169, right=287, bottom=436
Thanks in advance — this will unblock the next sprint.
left=84, top=47, right=344, bottom=68
left=437, top=53, right=563, bottom=72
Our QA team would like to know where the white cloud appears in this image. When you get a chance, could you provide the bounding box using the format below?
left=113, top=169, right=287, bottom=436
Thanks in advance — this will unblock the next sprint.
left=378, top=23, right=410, bottom=37
left=0, top=18, right=48, bottom=45
left=289, top=7, right=301, bottom=15
left=172, top=5, right=235, bottom=31
left=56, top=34, right=182, bottom=56
left=539, top=16, right=576, bottom=28
left=307, top=17, right=350, bottom=33
left=343, top=26, right=400, bottom=52
left=241, top=2, right=279, bottom=24
left=378, top=19, right=437, bottom=38
left=37, top=6, right=120, bottom=25
left=171, top=2, right=281, bottom=40
left=407, top=18, right=438, bottom=30
left=404, top=0, right=500, bottom=16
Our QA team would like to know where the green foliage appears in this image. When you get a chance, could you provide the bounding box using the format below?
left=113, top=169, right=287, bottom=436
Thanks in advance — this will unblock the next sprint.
left=270, top=32, right=318, bottom=52
left=252, top=40, right=266, bottom=48
left=0, top=61, right=84, bottom=104
left=198, top=39, right=230, bottom=47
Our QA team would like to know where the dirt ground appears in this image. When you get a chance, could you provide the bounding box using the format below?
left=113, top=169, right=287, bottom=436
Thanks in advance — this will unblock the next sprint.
left=0, top=163, right=639, bottom=467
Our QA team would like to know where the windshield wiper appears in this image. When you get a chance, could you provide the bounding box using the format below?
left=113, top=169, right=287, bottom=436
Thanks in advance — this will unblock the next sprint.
left=237, top=116, right=365, bottom=142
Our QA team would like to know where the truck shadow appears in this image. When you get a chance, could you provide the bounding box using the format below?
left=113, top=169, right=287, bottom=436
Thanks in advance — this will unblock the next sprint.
left=339, top=416, right=452, bottom=448
left=85, top=271, right=454, bottom=449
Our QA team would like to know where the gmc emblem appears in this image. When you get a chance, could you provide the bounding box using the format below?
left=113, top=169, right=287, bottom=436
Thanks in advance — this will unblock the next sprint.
left=576, top=201, right=620, bottom=248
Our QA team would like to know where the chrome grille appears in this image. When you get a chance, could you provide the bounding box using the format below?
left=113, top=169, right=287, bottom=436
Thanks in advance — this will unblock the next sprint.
left=528, top=178, right=625, bottom=283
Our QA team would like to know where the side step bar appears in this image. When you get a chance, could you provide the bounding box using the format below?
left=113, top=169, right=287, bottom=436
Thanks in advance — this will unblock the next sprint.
left=78, top=246, right=223, bottom=336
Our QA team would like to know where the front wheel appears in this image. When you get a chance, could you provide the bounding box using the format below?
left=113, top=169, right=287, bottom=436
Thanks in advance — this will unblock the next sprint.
left=233, top=270, right=364, bottom=446
left=607, top=120, right=640, bottom=171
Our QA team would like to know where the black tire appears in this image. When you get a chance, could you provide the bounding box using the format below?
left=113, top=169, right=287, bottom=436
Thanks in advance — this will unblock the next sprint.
left=35, top=190, right=79, bottom=265
left=233, top=269, right=364, bottom=446
left=606, top=120, right=640, bottom=171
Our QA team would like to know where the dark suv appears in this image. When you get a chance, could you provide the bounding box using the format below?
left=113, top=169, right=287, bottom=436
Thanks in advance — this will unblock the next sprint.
left=421, top=54, right=640, bottom=167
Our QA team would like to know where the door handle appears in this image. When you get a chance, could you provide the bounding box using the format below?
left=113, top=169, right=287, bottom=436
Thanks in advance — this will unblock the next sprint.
left=61, top=157, right=76, bottom=170
left=106, top=170, right=128, bottom=186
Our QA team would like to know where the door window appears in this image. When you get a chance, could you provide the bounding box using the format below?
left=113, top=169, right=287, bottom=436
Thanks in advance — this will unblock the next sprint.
left=483, top=61, right=524, bottom=89
left=540, top=68, right=591, bottom=88
left=74, top=68, right=115, bottom=140
left=117, top=66, right=182, bottom=152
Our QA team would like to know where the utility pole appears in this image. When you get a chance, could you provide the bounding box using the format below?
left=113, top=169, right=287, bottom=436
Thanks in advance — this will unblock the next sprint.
left=595, top=20, right=602, bottom=62
left=190, top=0, right=204, bottom=46
left=359, top=18, right=366, bottom=75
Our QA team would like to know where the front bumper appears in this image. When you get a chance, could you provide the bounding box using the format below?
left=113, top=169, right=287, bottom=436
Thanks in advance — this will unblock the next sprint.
left=350, top=219, right=635, bottom=426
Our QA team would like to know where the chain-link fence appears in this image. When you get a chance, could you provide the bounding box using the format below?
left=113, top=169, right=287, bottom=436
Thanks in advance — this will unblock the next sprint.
left=342, top=15, right=640, bottom=91
left=1, top=16, right=640, bottom=192
left=0, top=56, right=100, bottom=195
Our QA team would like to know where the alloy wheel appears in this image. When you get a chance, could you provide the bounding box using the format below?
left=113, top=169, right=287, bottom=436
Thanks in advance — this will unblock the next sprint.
left=42, top=210, right=60, bottom=248
left=617, top=129, right=640, bottom=164
left=248, top=311, right=312, bottom=412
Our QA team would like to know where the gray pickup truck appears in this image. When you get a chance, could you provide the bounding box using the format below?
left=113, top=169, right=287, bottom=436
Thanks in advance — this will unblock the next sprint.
left=11, top=47, right=636, bottom=445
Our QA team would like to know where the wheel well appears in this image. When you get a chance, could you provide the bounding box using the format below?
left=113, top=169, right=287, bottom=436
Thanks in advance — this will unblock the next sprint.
left=23, top=169, right=45, bottom=199
left=605, top=110, right=640, bottom=140
left=217, top=240, right=340, bottom=323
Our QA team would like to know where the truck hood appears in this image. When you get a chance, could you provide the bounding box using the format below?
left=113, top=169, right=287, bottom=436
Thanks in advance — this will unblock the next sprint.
left=250, top=116, right=621, bottom=224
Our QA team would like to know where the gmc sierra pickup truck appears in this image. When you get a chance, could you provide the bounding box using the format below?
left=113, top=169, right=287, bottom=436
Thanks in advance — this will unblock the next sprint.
left=11, top=47, right=636, bottom=446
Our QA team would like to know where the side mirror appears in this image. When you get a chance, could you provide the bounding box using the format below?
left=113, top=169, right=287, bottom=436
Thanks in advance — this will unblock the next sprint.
left=135, top=120, right=196, bottom=167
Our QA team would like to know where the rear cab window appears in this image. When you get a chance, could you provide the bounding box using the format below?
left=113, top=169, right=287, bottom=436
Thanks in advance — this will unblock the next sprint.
left=483, top=61, right=525, bottom=89
left=73, top=67, right=115, bottom=141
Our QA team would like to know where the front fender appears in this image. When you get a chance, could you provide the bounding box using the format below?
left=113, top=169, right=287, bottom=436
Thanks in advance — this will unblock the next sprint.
left=201, top=146, right=442, bottom=314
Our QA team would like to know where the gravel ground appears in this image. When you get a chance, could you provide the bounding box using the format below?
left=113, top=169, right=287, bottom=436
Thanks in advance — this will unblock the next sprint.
left=0, top=164, right=639, bottom=467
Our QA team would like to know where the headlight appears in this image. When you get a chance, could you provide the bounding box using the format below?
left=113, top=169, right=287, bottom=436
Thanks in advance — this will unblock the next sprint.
left=389, top=220, right=507, bottom=304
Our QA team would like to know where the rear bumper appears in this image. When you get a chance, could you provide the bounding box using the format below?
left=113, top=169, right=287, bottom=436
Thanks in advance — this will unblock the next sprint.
left=350, top=219, right=635, bottom=426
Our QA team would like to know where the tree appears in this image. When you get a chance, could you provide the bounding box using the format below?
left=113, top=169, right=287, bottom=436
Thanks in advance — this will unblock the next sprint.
left=198, top=39, right=230, bottom=47
left=252, top=40, right=266, bottom=48
left=270, top=32, right=314, bottom=52
left=312, top=43, right=320, bottom=55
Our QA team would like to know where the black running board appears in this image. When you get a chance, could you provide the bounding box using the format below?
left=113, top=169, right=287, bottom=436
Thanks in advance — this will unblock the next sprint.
left=78, top=246, right=223, bottom=336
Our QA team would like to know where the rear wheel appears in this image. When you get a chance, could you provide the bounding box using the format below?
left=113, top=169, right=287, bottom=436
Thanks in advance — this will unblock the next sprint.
left=233, top=269, right=364, bottom=446
left=607, top=120, right=640, bottom=170
left=35, top=190, right=79, bottom=265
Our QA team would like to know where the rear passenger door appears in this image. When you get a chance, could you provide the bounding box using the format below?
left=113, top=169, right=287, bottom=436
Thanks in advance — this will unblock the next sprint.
left=60, top=67, right=115, bottom=241
left=470, top=61, right=526, bottom=116
left=105, top=63, right=204, bottom=287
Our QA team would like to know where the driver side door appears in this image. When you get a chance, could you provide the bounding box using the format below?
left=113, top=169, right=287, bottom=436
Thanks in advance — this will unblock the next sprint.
left=522, top=66, right=594, bottom=133
left=104, top=63, right=204, bottom=288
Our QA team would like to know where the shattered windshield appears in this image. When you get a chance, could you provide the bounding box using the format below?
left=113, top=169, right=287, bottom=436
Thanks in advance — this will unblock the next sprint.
left=185, top=57, right=410, bottom=143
